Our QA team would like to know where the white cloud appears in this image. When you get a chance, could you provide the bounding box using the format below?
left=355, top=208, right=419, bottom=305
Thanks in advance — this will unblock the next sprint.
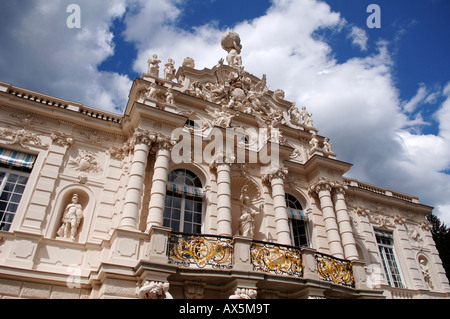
left=0, top=0, right=132, bottom=113
left=348, top=26, right=368, bottom=51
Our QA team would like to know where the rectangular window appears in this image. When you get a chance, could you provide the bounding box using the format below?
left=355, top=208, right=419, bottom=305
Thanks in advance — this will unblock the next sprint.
left=375, top=230, right=404, bottom=288
left=0, top=148, right=36, bottom=231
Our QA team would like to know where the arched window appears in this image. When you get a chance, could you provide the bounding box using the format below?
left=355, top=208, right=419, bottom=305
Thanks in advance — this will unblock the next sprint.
left=285, top=193, right=308, bottom=247
left=163, top=169, right=204, bottom=234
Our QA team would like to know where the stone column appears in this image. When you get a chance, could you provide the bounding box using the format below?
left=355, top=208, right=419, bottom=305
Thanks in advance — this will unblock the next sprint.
left=333, top=183, right=359, bottom=261
left=120, top=129, right=156, bottom=230
left=211, top=152, right=235, bottom=237
left=263, top=167, right=291, bottom=246
left=146, top=136, right=174, bottom=231
left=309, top=178, right=344, bottom=259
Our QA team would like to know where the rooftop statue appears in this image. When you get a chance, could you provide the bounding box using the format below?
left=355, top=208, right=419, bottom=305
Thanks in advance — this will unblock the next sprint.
left=221, top=31, right=243, bottom=68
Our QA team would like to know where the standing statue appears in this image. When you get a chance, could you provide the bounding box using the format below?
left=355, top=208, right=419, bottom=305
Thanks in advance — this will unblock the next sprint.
left=239, top=185, right=263, bottom=238
left=57, top=194, right=83, bottom=240
left=300, top=106, right=313, bottom=128
left=147, top=54, right=161, bottom=77
left=164, top=58, right=176, bottom=81
left=221, top=31, right=243, bottom=68
left=289, top=104, right=302, bottom=126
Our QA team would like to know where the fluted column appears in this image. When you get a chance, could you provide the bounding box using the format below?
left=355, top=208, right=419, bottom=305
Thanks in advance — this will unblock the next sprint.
left=120, top=129, right=156, bottom=230
left=333, top=183, right=359, bottom=260
left=263, top=167, right=291, bottom=246
left=210, top=152, right=235, bottom=237
left=146, top=136, right=175, bottom=231
left=309, top=178, right=344, bottom=259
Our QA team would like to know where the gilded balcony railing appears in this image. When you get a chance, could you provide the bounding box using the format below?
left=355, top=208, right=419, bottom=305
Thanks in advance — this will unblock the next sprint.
left=315, top=253, right=355, bottom=287
left=167, top=232, right=234, bottom=269
left=250, top=241, right=303, bottom=277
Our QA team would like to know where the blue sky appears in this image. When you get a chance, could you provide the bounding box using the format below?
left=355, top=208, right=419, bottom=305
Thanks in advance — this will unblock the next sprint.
left=1, top=0, right=450, bottom=224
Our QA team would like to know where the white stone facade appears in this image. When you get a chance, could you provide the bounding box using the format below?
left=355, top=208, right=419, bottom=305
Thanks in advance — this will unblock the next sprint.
left=0, top=32, right=448, bottom=299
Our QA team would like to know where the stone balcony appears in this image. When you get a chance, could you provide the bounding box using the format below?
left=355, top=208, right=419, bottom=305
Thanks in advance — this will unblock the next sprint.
left=136, top=226, right=381, bottom=299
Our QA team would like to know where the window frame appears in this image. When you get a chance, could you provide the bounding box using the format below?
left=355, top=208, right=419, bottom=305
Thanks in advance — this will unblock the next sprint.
left=163, top=169, right=204, bottom=235
left=375, top=229, right=405, bottom=289
left=0, top=163, right=32, bottom=232
left=285, top=193, right=309, bottom=248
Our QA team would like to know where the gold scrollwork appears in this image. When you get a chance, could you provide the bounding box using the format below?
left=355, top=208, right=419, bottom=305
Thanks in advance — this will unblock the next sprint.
left=168, top=233, right=234, bottom=269
left=315, top=253, right=354, bottom=287
left=250, top=242, right=303, bottom=277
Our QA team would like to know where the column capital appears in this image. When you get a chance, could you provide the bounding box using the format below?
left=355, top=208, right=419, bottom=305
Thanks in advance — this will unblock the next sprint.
left=154, top=134, right=176, bottom=151
left=308, top=178, right=348, bottom=197
left=332, top=180, right=348, bottom=195
left=128, top=127, right=158, bottom=149
left=209, top=151, right=236, bottom=171
left=308, top=177, right=333, bottom=196
left=261, top=165, right=288, bottom=185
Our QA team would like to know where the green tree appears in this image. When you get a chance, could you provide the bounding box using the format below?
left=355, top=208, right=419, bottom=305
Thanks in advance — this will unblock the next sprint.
left=426, top=213, right=450, bottom=281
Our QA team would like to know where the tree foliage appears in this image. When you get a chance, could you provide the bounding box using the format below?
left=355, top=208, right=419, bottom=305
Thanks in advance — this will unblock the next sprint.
left=426, top=213, right=450, bottom=281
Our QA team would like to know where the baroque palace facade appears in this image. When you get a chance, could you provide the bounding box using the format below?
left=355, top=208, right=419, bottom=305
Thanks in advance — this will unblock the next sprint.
left=0, top=31, right=448, bottom=299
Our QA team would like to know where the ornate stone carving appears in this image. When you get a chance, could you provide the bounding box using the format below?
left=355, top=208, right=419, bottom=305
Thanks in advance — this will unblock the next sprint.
left=300, top=106, right=313, bottom=128
left=147, top=54, right=161, bottom=77
left=69, top=150, right=102, bottom=173
left=0, top=128, right=46, bottom=148
left=108, top=146, right=126, bottom=161
left=308, top=177, right=333, bottom=196
left=184, top=281, right=206, bottom=299
left=354, top=206, right=369, bottom=217
left=419, top=220, right=432, bottom=231
left=419, top=257, right=434, bottom=289
left=323, top=138, right=333, bottom=153
left=393, top=214, right=406, bottom=226
left=261, top=165, right=289, bottom=184
left=239, top=185, right=263, bottom=238
left=138, top=281, right=173, bottom=299
left=205, top=105, right=237, bottom=128
left=164, top=58, right=176, bottom=81
left=221, top=31, right=243, bottom=69
left=51, top=131, right=74, bottom=147
left=229, top=288, right=257, bottom=300
left=370, top=214, right=393, bottom=228
left=182, top=57, right=195, bottom=68
left=79, top=129, right=110, bottom=145
left=56, top=194, right=83, bottom=241
left=10, top=113, right=45, bottom=129
left=165, top=88, right=175, bottom=104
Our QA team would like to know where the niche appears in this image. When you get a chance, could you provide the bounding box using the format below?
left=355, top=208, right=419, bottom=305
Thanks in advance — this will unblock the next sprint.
left=50, top=186, right=93, bottom=243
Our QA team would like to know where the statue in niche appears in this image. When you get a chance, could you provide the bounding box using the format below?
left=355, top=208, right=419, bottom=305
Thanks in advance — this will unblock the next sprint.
left=419, top=259, right=433, bottom=289
left=147, top=54, right=161, bottom=77
left=221, top=31, right=243, bottom=68
left=239, top=185, right=263, bottom=238
left=164, top=58, right=176, bottom=81
left=57, top=194, right=83, bottom=241
left=138, top=281, right=173, bottom=299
